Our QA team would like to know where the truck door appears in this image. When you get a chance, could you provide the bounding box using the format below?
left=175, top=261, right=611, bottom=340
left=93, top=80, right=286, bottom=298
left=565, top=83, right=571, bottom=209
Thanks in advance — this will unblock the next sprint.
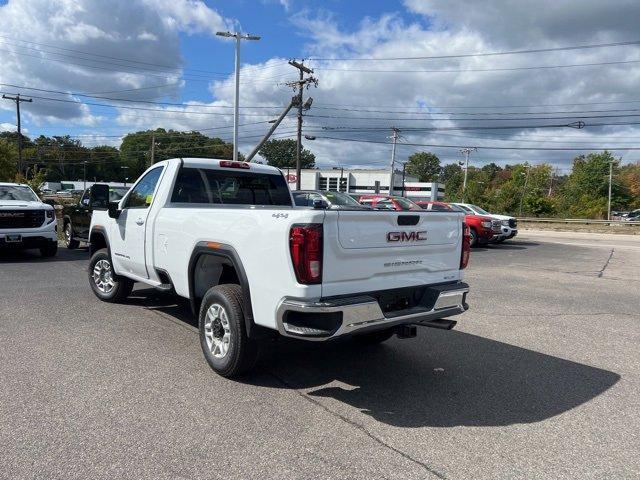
left=110, top=167, right=163, bottom=279
left=76, top=188, right=91, bottom=240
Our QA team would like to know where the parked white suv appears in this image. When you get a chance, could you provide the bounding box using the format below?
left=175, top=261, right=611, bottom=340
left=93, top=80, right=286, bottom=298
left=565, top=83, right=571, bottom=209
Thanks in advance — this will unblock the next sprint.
left=452, top=203, right=517, bottom=242
left=0, top=182, right=58, bottom=257
left=88, top=159, right=471, bottom=377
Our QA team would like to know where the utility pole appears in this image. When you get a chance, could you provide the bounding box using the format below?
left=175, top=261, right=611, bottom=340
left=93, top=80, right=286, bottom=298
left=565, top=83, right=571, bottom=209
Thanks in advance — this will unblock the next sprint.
left=2, top=93, right=33, bottom=175
left=288, top=60, right=316, bottom=190
left=216, top=31, right=261, bottom=162
left=607, top=160, right=613, bottom=221
left=83, top=161, right=87, bottom=191
left=389, top=127, right=400, bottom=195
left=150, top=132, right=156, bottom=166
left=246, top=97, right=297, bottom=162
left=519, top=164, right=531, bottom=216
left=459, top=147, right=476, bottom=198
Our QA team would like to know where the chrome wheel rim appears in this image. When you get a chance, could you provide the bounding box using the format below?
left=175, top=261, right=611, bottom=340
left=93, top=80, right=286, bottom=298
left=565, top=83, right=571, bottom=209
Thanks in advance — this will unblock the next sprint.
left=92, top=259, right=115, bottom=294
left=203, top=303, right=231, bottom=359
left=65, top=224, right=72, bottom=245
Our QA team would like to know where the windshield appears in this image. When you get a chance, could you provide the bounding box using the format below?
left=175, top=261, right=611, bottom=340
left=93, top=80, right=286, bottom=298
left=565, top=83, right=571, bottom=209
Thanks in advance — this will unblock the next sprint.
left=0, top=185, right=39, bottom=202
left=394, top=197, right=422, bottom=211
left=470, top=204, right=491, bottom=215
left=322, top=191, right=363, bottom=206
left=448, top=204, right=466, bottom=213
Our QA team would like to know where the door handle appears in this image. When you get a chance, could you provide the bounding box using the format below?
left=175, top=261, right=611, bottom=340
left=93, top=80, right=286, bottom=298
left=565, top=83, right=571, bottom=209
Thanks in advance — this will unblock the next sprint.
left=136, top=218, right=144, bottom=226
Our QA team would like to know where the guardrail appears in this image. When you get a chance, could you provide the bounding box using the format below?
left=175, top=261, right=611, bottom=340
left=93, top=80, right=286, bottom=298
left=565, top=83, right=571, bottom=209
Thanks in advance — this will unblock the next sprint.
left=517, top=217, right=640, bottom=226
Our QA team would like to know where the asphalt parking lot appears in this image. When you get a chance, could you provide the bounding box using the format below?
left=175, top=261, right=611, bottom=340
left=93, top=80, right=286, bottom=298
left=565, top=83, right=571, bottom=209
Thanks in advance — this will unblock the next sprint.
left=1, top=230, right=639, bottom=479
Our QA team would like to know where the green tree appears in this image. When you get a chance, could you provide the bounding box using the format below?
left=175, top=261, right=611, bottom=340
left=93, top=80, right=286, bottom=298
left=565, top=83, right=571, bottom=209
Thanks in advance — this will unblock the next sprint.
left=559, top=151, right=629, bottom=218
left=405, top=151, right=441, bottom=182
left=259, top=139, right=315, bottom=169
left=442, top=163, right=463, bottom=202
left=120, top=129, right=234, bottom=178
left=0, top=139, right=17, bottom=181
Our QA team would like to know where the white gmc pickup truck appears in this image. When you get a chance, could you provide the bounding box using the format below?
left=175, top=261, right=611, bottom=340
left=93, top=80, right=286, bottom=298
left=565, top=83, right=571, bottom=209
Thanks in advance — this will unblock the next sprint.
left=88, top=158, right=470, bottom=377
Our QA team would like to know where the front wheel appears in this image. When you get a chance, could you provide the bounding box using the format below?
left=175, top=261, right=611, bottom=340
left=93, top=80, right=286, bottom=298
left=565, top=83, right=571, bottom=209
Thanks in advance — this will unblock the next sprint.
left=469, top=227, right=478, bottom=247
left=64, top=222, right=80, bottom=249
left=88, top=248, right=134, bottom=302
left=199, top=284, right=258, bottom=378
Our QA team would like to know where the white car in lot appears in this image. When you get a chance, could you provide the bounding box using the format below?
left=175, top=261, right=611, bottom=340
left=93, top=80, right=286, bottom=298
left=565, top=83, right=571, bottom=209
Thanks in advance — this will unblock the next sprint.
left=452, top=203, right=517, bottom=243
left=87, top=158, right=471, bottom=378
left=0, top=182, right=58, bottom=256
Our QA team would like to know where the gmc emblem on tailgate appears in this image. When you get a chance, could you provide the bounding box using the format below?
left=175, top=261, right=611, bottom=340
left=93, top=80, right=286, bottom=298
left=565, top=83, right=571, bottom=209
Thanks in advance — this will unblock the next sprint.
left=387, top=231, right=427, bottom=242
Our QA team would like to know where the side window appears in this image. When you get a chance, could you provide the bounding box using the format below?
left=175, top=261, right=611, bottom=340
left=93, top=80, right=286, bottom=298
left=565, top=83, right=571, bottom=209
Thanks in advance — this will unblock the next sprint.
left=293, top=194, right=309, bottom=207
left=124, top=168, right=163, bottom=209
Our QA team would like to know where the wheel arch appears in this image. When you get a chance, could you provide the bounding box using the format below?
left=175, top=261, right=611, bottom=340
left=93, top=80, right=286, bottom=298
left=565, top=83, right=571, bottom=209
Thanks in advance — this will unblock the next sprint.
left=89, top=226, right=110, bottom=256
left=188, top=242, right=255, bottom=337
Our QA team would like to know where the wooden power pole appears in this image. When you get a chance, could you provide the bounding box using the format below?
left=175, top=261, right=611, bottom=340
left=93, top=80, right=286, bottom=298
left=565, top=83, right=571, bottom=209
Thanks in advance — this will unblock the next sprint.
left=2, top=93, right=33, bottom=175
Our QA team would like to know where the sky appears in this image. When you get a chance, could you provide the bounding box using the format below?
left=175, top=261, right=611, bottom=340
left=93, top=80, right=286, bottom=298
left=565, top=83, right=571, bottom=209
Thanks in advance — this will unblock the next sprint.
left=1, top=0, right=640, bottom=172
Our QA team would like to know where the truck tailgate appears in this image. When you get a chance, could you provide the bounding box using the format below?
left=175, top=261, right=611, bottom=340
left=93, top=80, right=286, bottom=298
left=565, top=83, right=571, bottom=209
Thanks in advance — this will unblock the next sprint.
left=322, top=210, right=464, bottom=297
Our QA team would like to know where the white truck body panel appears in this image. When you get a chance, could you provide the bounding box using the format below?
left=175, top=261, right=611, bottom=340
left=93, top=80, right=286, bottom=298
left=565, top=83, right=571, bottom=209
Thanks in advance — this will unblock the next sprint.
left=91, top=159, right=467, bottom=334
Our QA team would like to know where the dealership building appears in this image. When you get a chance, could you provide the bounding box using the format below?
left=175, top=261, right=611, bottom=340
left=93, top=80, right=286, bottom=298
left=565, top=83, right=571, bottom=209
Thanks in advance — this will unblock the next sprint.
left=280, top=167, right=445, bottom=201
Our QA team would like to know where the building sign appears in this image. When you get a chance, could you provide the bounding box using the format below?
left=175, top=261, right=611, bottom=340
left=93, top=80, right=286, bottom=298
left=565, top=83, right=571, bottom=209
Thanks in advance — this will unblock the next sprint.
left=285, top=174, right=297, bottom=184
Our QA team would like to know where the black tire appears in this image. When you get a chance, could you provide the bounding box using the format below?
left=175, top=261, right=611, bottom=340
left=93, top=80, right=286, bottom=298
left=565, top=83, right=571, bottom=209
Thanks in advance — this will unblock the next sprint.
left=352, top=328, right=395, bottom=345
left=40, top=242, right=58, bottom=258
left=199, top=284, right=259, bottom=378
left=469, top=227, right=478, bottom=247
left=64, top=221, right=80, bottom=249
left=88, top=248, right=134, bottom=302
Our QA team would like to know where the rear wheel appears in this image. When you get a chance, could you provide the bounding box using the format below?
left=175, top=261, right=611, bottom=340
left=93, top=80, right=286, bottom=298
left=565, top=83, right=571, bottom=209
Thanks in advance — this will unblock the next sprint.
left=199, top=284, right=259, bottom=378
left=352, top=328, right=395, bottom=345
left=88, top=248, right=134, bottom=302
left=64, top=221, right=80, bottom=249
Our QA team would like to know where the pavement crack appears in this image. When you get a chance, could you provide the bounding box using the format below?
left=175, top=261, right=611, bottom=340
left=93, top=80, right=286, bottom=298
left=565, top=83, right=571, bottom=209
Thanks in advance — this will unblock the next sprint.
left=265, top=370, right=448, bottom=479
left=598, top=249, right=615, bottom=278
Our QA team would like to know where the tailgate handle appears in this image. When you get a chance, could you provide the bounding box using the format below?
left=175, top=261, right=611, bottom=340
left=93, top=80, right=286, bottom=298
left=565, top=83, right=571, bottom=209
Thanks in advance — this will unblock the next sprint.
left=398, top=215, right=419, bottom=226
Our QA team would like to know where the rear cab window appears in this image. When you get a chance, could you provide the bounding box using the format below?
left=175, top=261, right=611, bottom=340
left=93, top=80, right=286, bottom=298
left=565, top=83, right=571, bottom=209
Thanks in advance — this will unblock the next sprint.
left=171, top=167, right=292, bottom=206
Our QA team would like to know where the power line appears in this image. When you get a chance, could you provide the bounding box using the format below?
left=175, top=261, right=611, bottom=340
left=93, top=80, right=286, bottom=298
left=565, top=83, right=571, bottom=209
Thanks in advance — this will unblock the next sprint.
left=305, top=112, right=640, bottom=122
left=312, top=59, right=640, bottom=74
left=308, top=39, right=640, bottom=61
left=306, top=134, right=640, bottom=151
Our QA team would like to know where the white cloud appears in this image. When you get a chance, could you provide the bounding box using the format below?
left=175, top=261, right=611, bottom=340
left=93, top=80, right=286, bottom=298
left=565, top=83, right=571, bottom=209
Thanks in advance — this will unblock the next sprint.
left=0, top=0, right=230, bottom=125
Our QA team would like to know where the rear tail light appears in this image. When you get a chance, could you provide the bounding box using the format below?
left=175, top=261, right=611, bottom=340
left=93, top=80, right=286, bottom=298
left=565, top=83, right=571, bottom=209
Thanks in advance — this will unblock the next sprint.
left=219, top=160, right=250, bottom=169
left=460, top=222, right=471, bottom=269
left=290, top=224, right=323, bottom=284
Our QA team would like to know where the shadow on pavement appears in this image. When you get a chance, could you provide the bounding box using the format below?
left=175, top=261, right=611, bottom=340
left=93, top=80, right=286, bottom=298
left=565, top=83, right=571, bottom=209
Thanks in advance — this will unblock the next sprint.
left=0, top=246, right=88, bottom=264
left=128, top=288, right=620, bottom=429
left=254, top=330, right=619, bottom=428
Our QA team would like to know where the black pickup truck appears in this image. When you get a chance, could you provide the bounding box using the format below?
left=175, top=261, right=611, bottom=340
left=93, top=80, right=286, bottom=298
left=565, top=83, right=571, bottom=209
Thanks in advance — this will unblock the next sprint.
left=61, top=185, right=128, bottom=248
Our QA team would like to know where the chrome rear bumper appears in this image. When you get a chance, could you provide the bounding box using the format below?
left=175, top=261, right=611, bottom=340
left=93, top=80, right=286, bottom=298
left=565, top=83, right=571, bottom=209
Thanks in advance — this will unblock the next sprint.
left=276, top=282, right=469, bottom=341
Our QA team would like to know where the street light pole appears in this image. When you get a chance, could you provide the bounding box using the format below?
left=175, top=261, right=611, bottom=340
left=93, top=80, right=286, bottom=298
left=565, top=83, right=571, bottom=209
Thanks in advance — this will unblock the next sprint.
left=389, top=127, right=399, bottom=195
left=217, top=31, right=261, bottom=163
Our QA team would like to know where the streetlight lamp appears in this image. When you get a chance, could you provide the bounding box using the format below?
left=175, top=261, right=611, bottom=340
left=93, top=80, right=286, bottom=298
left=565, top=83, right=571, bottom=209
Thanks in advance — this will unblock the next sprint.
left=217, top=31, right=261, bottom=162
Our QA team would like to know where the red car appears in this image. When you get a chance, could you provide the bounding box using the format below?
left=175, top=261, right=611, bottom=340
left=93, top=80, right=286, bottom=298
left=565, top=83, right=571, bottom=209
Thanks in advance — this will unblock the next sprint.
left=417, top=201, right=500, bottom=247
left=357, top=194, right=423, bottom=211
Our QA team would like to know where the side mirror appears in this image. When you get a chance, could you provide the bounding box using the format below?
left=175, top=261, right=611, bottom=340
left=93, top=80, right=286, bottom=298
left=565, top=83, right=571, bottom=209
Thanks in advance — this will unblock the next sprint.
left=312, top=199, right=329, bottom=209
left=108, top=202, right=121, bottom=219
left=91, top=184, right=110, bottom=209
